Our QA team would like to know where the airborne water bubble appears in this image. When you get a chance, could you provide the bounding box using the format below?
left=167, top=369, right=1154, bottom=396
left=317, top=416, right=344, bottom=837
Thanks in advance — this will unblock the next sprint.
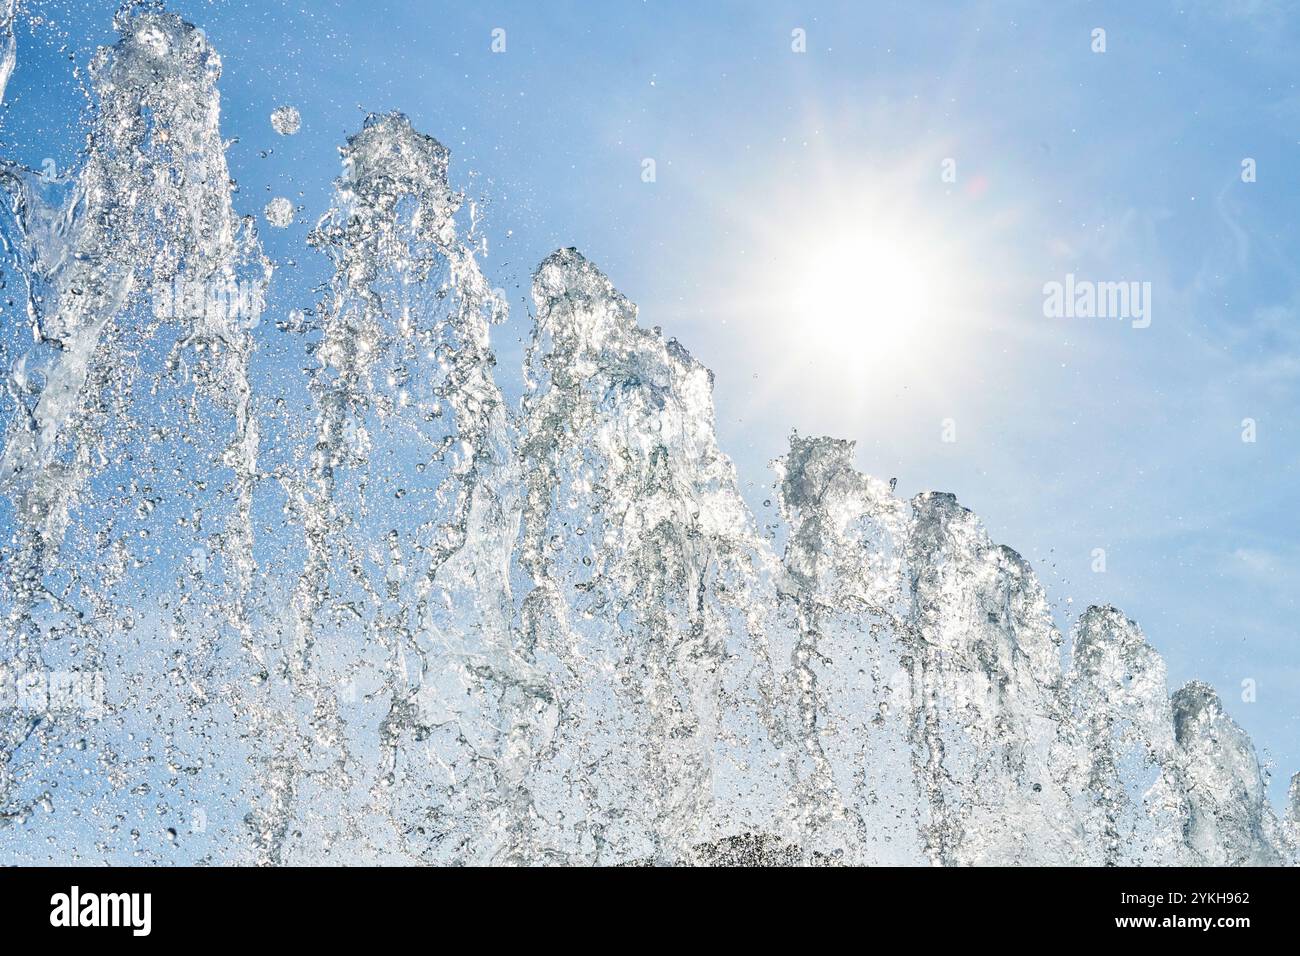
left=263, top=196, right=294, bottom=228
left=270, top=105, right=300, bottom=135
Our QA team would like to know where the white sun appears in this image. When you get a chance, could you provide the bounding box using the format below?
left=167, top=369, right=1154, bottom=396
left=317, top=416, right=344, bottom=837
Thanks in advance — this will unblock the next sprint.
left=737, top=189, right=976, bottom=410
left=696, top=133, right=1021, bottom=426
left=783, top=229, right=941, bottom=363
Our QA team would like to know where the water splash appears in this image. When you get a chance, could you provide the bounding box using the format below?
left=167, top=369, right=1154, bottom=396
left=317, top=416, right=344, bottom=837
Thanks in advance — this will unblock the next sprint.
left=1172, top=681, right=1290, bottom=865
left=268, top=111, right=526, bottom=864
left=516, top=249, right=784, bottom=863
left=0, top=5, right=1293, bottom=867
left=1, top=8, right=270, bottom=860
left=263, top=197, right=294, bottom=228
left=270, top=105, right=300, bottom=136
left=772, top=434, right=921, bottom=863
left=0, top=0, right=16, bottom=108
left=1063, top=607, right=1190, bottom=865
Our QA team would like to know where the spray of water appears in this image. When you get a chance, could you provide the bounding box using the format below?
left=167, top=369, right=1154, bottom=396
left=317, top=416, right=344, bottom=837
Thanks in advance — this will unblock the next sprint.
left=0, top=6, right=1293, bottom=866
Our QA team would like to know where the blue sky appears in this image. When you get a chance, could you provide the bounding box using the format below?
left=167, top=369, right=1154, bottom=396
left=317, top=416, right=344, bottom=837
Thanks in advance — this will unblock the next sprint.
left=6, top=0, right=1298, bottom=804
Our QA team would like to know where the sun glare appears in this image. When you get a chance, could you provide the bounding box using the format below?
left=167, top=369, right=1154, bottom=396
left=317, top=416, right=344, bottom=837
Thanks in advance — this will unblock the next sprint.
left=743, top=190, right=978, bottom=405
left=700, top=131, right=1023, bottom=422
left=784, top=231, right=941, bottom=362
